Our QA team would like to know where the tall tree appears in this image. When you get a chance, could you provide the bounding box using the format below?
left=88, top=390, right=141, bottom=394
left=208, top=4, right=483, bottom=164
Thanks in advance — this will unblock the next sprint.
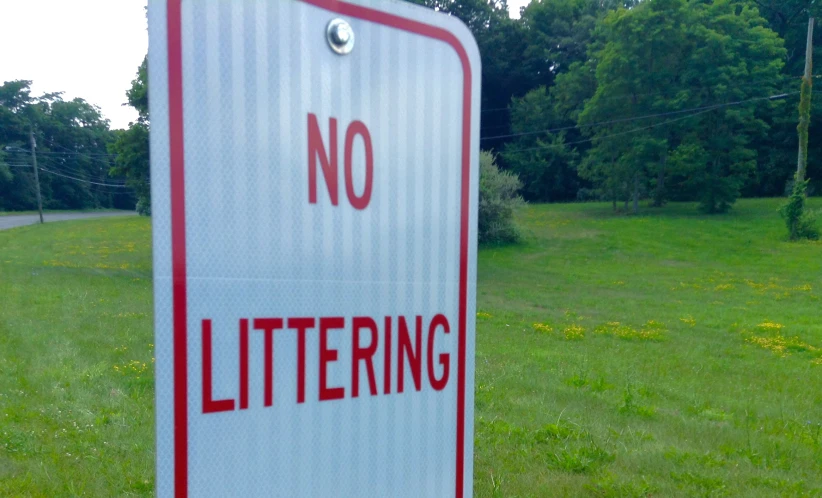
left=0, top=80, right=128, bottom=211
left=501, top=87, right=579, bottom=201
left=578, top=0, right=785, bottom=213
left=109, top=57, right=151, bottom=215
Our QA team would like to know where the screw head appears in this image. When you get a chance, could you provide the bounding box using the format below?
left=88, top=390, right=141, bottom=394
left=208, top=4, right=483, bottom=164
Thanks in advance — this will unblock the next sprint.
left=327, top=19, right=354, bottom=55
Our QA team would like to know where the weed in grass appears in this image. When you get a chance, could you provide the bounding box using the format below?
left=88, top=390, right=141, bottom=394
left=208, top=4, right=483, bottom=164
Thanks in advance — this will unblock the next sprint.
left=590, top=376, right=615, bottom=393
left=587, top=471, right=656, bottom=498
left=563, top=324, right=585, bottom=340
left=565, top=374, right=589, bottom=388
left=489, top=473, right=504, bottom=497
left=744, top=329, right=819, bottom=361
left=619, top=383, right=657, bottom=418
left=664, top=448, right=729, bottom=469
left=594, top=321, right=664, bottom=341
left=749, top=476, right=818, bottom=496
left=532, top=322, right=553, bottom=333
left=670, top=471, right=728, bottom=496
left=475, top=383, right=496, bottom=410
left=550, top=445, right=615, bottom=473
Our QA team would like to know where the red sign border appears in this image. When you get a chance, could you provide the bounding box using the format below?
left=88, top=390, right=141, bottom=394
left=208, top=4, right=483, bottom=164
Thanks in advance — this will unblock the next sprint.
left=165, top=1, right=475, bottom=496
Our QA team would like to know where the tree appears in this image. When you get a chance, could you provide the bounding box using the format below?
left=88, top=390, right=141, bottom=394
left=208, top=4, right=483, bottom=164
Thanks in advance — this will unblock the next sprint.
left=501, top=87, right=579, bottom=201
left=478, top=150, right=523, bottom=243
left=0, top=80, right=128, bottom=211
left=109, top=57, right=151, bottom=215
left=741, top=1, right=820, bottom=196
left=405, top=0, right=533, bottom=150
left=578, top=0, right=785, bottom=213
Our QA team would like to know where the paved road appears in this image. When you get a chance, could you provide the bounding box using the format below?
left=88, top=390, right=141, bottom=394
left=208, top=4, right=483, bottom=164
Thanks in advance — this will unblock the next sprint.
left=0, top=211, right=137, bottom=230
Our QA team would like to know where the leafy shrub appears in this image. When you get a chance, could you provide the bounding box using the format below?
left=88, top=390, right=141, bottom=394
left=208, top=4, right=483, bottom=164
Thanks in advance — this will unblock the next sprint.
left=780, top=176, right=819, bottom=240
left=135, top=198, right=151, bottom=216
left=479, top=151, right=523, bottom=244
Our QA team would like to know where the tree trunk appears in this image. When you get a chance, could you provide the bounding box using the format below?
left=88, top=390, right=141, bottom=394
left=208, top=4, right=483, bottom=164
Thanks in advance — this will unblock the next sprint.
left=632, top=174, right=639, bottom=215
left=653, top=154, right=667, bottom=207
left=796, top=19, right=814, bottom=183
left=611, top=158, right=617, bottom=212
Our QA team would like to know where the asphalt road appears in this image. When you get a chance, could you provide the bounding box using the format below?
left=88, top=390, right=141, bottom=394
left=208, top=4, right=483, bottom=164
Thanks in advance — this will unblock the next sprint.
left=0, top=211, right=137, bottom=230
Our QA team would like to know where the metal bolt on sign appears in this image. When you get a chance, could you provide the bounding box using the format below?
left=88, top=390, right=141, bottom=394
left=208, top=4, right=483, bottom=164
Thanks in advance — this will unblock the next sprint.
left=327, top=18, right=355, bottom=55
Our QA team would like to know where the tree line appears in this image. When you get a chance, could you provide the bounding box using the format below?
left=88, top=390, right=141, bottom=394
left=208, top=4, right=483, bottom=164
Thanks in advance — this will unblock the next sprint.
left=411, top=0, right=819, bottom=214
left=2, top=0, right=817, bottom=219
left=0, top=81, right=136, bottom=212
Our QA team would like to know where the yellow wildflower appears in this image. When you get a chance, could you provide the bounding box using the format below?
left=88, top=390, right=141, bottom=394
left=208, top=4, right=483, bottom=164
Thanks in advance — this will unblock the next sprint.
left=563, top=325, right=585, bottom=340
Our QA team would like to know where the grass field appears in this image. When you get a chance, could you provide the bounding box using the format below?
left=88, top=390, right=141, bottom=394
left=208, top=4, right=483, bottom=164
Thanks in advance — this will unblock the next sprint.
left=1, top=198, right=821, bottom=496
left=0, top=209, right=121, bottom=217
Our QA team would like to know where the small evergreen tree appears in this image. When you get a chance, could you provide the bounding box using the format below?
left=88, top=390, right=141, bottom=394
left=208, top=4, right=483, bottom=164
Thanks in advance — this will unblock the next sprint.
left=479, top=151, right=524, bottom=244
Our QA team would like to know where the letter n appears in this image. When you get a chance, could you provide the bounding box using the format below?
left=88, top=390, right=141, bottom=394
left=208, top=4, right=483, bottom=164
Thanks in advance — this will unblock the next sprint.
left=308, top=113, right=338, bottom=205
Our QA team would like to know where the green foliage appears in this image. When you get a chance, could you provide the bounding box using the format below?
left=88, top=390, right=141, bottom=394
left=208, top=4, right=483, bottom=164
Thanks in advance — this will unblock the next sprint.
left=109, top=123, right=150, bottom=215
left=0, top=80, right=133, bottom=212
left=502, top=87, right=579, bottom=201
left=478, top=150, right=523, bottom=244
left=109, top=58, right=151, bottom=215
left=574, top=0, right=785, bottom=213
left=780, top=175, right=819, bottom=240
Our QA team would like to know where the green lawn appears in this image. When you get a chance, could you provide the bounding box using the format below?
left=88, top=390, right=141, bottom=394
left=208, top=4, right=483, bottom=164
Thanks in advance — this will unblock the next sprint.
left=0, top=217, right=154, bottom=496
left=0, top=209, right=122, bottom=217
left=1, top=198, right=821, bottom=496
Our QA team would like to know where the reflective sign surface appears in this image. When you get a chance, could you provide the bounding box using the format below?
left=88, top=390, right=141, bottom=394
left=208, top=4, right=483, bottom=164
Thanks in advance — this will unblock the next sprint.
left=149, top=1, right=480, bottom=496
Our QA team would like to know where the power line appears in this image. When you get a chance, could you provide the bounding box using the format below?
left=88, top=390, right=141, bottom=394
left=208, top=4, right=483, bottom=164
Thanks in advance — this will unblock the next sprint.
left=37, top=150, right=118, bottom=158
left=482, top=91, right=798, bottom=142
left=38, top=159, right=128, bottom=184
left=38, top=167, right=131, bottom=188
left=502, top=107, right=721, bottom=154
left=10, top=156, right=129, bottom=184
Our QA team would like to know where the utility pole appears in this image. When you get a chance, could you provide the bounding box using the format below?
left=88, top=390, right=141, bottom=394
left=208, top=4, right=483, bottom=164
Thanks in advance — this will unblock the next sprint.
left=29, top=128, right=44, bottom=224
left=797, top=18, right=814, bottom=182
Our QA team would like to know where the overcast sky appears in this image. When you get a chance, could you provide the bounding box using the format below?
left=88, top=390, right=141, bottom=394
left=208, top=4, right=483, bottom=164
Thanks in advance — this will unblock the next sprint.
left=0, top=0, right=148, bottom=130
left=508, top=0, right=531, bottom=18
left=0, top=0, right=530, bottom=130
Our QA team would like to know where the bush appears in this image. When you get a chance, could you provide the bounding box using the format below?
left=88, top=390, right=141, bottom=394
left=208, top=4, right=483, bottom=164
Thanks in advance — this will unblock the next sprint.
left=479, top=151, right=523, bottom=244
left=780, top=176, right=819, bottom=240
left=136, top=197, right=151, bottom=216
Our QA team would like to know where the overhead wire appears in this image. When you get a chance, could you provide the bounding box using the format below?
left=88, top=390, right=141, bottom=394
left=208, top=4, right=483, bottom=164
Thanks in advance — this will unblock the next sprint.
left=502, top=107, right=725, bottom=154
left=8, top=155, right=129, bottom=185
left=479, top=77, right=803, bottom=139
left=38, top=167, right=132, bottom=188
left=481, top=91, right=799, bottom=142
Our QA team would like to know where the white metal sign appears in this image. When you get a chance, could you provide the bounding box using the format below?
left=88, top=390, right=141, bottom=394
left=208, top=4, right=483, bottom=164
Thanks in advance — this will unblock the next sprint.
left=148, top=0, right=480, bottom=496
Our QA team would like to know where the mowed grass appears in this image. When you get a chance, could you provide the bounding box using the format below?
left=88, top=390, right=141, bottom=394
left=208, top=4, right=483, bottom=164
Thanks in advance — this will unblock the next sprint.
left=1, top=198, right=821, bottom=496
left=0, top=217, right=154, bottom=496
left=475, top=198, right=822, bottom=497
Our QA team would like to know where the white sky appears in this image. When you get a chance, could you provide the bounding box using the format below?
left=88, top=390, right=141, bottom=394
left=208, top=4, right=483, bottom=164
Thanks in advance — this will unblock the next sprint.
left=508, top=0, right=531, bottom=19
left=0, top=0, right=528, bottom=130
left=0, top=0, right=148, bottom=130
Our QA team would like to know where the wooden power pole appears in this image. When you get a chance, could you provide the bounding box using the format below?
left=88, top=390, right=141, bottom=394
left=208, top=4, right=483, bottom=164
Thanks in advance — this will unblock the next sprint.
left=797, top=18, right=814, bottom=182
left=29, top=128, right=44, bottom=224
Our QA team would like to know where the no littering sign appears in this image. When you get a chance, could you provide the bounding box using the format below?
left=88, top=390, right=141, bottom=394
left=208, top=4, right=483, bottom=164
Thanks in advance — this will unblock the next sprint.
left=148, top=0, right=480, bottom=496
